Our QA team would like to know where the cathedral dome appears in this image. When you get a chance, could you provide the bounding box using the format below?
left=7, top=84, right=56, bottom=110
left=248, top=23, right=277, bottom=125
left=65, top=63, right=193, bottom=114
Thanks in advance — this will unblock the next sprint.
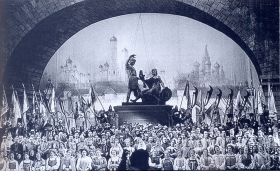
left=213, top=62, right=220, bottom=68
left=110, top=36, right=117, bottom=41
left=66, top=58, right=73, bottom=64
left=205, top=60, right=211, bottom=65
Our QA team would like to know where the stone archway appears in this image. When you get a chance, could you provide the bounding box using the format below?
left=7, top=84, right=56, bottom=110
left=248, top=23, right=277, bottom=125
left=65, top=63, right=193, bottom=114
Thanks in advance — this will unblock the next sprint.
left=1, top=0, right=278, bottom=110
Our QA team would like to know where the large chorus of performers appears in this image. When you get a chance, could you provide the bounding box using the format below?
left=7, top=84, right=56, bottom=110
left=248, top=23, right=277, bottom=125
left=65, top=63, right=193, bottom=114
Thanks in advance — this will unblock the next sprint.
left=0, top=106, right=279, bottom=171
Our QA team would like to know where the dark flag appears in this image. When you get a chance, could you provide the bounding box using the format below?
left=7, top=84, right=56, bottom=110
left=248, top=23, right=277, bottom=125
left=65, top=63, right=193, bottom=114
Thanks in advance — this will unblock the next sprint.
left=183, top=81, right=191, bottom=109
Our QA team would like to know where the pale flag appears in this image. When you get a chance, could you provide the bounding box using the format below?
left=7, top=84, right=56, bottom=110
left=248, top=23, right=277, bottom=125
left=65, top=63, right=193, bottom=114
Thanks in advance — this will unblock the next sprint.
left=22, top=84, right=29, bottom=127
left=11, top=89, right=21, bottom=127
left=256, top=85, right=266, bottom=114
left=39, top=100, right=48, bottom=126
left=268, top=88, right=277, bottom=116
left=49, top=87, right=56, bottom=113
left=234, top=90, right=242, bottom=116
left=1, top=86, right=8, bottom=116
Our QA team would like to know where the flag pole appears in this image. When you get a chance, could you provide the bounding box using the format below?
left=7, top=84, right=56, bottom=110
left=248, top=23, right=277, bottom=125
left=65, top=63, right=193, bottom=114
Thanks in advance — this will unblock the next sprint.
left=91, top=86, right=105, bottom=111
left=22, top=83, right=27, bottom=130
left=179, top=77, right=189, bottom=110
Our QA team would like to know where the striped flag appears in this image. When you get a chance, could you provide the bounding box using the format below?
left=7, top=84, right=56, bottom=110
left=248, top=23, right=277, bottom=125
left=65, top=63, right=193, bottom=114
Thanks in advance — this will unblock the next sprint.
left=11, top=89, right=22, bottom=127
left=32, top=91, right=39, bottom=114
left=256, top=85, right=266, bottom=114
left=1, top=86, right=8, bottom=116
left=268, top=88, right=277, bottom=117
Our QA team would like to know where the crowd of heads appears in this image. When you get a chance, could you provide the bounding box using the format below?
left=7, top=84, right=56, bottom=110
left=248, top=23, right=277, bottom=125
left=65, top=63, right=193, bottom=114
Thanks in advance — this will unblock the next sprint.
left=0, top=107, right=279, bottom=171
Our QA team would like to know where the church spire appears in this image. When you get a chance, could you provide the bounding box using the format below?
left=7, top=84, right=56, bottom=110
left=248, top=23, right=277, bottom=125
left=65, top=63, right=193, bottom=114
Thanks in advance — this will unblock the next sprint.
left=204, top=45, right=210, bottom=59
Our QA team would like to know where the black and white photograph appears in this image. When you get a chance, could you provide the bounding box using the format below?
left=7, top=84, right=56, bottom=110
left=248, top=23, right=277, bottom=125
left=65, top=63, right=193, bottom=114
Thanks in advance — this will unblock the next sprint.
left=0, top=0, right=279, bottom=170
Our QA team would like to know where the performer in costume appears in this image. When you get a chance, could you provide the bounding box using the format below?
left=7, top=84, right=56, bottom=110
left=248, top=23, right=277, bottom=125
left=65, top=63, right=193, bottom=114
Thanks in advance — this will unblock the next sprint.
left=200, top=148, right=214, bottom=170
left=45, top=149, right=60, bottom=171
left=19, top=153, right=33, bottom=171
left=123, top=138, right=134, bottom=158
left=254, top=145, right=270, bottom=169
left=212, top=145, right=225, bottom=170
left=76, top=149, right=92, bottom=171
left=109, top=139, right=123, bottom=158
left=6, top=153, right=18, bottom=171
left=185, top=149, right=199, bottom=170
left=107, top=150, right=121, bottom=171
left=32, top=152, right=45, bottom=171
left=149, top=150, right=162, bottom=170
left=61, top=150, right=76, bottom=171
left=125, top=54, right=141, bottom=103
left=238, top=146, right=255, bottom=169
left=0, top=154, right=7, bottom=171
left=150, top=139, right=164, bottom=158
left=173, top=150, right=186, bottom=170
left=162, top=151, right=174, bottom=170
left=225, top=145, right=238, bottom=170
left=92, top=149, right=107, bottom=171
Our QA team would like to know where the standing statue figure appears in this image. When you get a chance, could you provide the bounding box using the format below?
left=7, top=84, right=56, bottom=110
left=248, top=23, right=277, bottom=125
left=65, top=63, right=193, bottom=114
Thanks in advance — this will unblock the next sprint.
left=125, top=54, right=141, bottom=103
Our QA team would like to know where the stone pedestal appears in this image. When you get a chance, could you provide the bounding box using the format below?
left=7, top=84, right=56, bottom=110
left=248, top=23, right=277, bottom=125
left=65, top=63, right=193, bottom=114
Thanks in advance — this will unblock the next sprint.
left=114, top=103, right=173, bottom=126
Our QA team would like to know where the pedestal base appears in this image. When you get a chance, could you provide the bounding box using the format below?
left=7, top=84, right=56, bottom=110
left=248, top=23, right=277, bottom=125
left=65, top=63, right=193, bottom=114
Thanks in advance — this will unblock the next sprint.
left=114, top=104, right=173, bottom=126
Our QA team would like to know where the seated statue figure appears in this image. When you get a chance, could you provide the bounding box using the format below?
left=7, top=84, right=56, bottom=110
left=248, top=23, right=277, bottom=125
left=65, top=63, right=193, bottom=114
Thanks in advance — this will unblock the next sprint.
left=139, top=68, right=172, bottom=105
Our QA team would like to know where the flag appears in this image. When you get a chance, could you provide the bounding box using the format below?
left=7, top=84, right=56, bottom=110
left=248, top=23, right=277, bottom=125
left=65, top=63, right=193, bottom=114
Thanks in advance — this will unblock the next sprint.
left=183, top=81, right=191, bottom=109
left=22, top=84, right=29, bottom=113
left=234, top=90, right=243, bottom=116
left=49, top=87, right=56, bottom=113
left=256, top=85, right=266, bottom=114
left=204, top=102, right=216, bottom=125
left=11, top=89, right=21, bottom=127
left=1, top=86, right=8, bottom=116
left=196, top=90, right=202, bottom=107
left=268, top=88, right=277, bottom=116
left=89, top=85, right=97, bottom=107
left=22, top=84, right=29, bottom=128
left=39, top=100, right=49, bottom=126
